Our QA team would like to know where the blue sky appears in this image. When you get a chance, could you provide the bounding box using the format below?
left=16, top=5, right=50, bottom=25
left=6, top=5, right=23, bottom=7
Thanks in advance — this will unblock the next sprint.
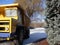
left=30, top=0, right=46, bottom=22
left=0, top=0, right=15, bottom=5
left=40, top=0, right=46, bottom=9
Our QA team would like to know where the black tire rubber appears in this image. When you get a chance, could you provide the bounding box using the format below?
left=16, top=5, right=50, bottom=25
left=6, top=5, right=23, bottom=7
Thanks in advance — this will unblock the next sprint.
left=16, top=25, right=24, bottom=45
left=23, top=27, right=30, bottom=39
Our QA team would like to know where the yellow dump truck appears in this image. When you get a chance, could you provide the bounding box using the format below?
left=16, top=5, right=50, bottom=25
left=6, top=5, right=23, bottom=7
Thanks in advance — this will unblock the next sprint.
left=0, top=3, right=30, bottom=45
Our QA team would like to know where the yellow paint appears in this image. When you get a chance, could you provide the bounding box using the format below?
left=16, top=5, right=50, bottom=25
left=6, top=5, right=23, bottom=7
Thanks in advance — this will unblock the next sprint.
left=0, top=3, right=18, bottom=7
left=0, top=18, right=11, bottom=33
left=0, top=3, right=19, bottom=40
left=7, top=38, right=10, bottom=40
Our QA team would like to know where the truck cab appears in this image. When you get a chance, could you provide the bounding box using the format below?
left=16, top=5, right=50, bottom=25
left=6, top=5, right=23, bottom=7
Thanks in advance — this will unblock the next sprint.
left=0, top=3, right=30, bottom=45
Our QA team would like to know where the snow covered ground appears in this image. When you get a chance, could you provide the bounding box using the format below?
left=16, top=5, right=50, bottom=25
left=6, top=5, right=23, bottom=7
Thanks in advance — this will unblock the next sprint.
left=0, top=28, right=47, bottom=45
left=23, top=28, right=47, bottom=45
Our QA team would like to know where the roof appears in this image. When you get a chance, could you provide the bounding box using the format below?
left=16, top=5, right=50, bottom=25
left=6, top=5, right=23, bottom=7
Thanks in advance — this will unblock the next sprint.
left=0, top=3, right=18, bottom=7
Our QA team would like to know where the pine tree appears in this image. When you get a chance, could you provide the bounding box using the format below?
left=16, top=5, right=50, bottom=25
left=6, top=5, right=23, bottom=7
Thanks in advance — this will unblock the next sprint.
left=46, top=0, right=60, bottom=45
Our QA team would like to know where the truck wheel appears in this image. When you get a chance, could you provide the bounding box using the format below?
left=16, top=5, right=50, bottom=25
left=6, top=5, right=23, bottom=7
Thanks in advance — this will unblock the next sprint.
left=23, top=27, right=30, bottom=39
left=16, top=25, right=24, bottom=45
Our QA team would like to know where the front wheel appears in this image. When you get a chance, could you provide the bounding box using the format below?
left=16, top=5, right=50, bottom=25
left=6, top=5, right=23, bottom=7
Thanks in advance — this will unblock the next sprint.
left=23, top=27, right=30, bottom=39
left=15, top=25, right=24, bottom=45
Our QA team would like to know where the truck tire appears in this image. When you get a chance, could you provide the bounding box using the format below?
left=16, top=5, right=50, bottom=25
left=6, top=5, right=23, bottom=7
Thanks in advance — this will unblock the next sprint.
left=16, top=25, right=24, bottom=45
left=23, top=27, right=30, bottom=39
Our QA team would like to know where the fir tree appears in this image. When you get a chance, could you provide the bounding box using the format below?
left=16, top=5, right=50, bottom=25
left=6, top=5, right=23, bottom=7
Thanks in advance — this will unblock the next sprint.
left=46, top=0, right=60, bottom=45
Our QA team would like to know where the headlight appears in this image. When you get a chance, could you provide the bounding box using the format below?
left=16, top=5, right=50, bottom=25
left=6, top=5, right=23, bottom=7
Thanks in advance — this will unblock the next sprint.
left=5, top=27, right=9, bottom=31
left=5, top=7, right=17, bottom=16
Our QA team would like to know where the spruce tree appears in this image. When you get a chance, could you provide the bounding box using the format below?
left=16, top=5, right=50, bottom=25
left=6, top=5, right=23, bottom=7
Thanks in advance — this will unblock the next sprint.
left=46, top=0, right=60, bottom=45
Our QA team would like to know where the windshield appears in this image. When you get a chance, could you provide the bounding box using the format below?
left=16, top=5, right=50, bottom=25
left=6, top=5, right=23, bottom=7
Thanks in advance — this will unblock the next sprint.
left=0, top=0, right=15, bottom=5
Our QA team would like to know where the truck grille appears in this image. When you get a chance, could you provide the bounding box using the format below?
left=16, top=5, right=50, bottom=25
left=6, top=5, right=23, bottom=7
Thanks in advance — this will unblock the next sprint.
left=0, top=22, right=9, bottom=25
left=0, top=27, right=5, bottom=30
left=0, top=20, right=9, bottom=31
